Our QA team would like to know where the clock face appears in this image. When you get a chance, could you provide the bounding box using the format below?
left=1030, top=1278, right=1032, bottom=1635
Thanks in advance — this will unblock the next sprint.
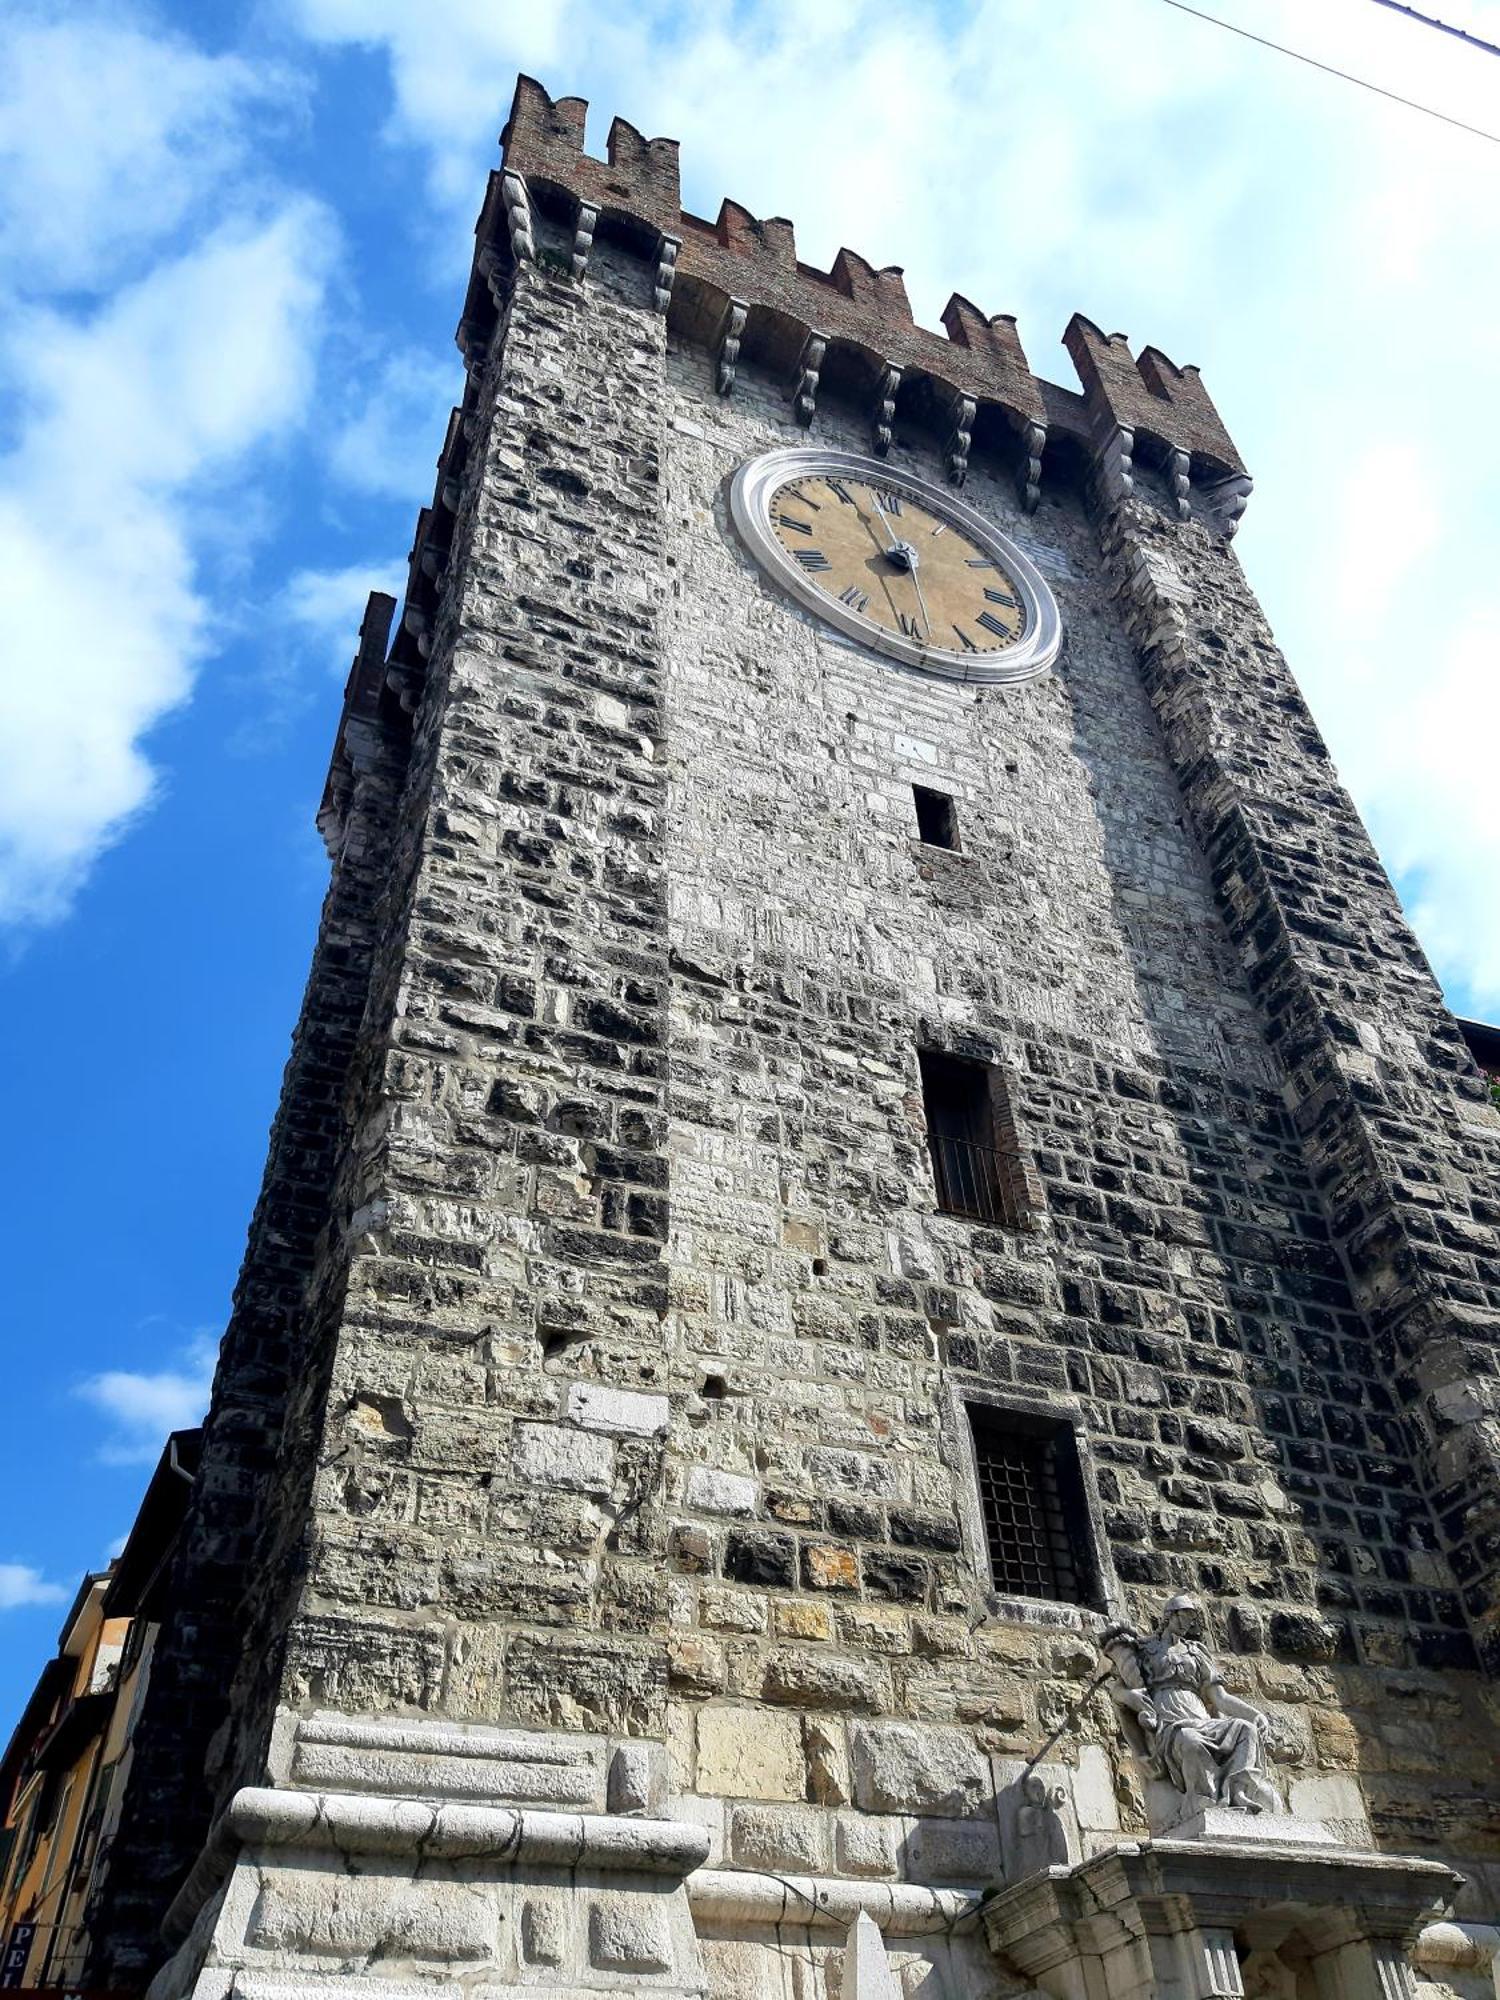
left=730, top=448, right=1060, bottom=685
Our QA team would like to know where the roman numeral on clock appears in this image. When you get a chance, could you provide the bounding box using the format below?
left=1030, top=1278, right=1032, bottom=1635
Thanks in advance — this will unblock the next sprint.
left=825, top=479, right=853, bottom=505
left=976, top=610, right=1016, bottom=641
left=983, top=587, right=1020, bottom=608
left=794, top=548, right=832, bottom=571
left=952, top=624, right=977, bottom=653
left=898, top=609, right=922, bottom=638
left=965, top=557, right=995, bottom=569
left=776, top=513, right=814, bottom=535
left=874, top=489, right=903, bottom=515
left=838, top=585, right=870, bottom=613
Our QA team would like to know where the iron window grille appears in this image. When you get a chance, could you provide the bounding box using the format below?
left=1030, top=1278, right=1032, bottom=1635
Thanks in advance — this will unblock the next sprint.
left=969, top=1408, right=1089, bottom=1605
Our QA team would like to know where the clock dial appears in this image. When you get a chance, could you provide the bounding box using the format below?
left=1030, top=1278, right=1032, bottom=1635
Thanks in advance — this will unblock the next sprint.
left=730, top=448, right=1061, bottom=685
left=768, top=473, right=1027, bottom=659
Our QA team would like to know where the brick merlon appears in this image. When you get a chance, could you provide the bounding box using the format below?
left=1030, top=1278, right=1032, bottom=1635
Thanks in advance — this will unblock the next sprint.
left=483, top=74, right=1242, bottom=475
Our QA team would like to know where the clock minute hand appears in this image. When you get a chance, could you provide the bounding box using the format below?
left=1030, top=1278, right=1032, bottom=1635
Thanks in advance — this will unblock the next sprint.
left=869, top=493, right=930, bottom=641
left=869, top=492, right=901, bottom=551
left=906, top=566, right=933, bottom=643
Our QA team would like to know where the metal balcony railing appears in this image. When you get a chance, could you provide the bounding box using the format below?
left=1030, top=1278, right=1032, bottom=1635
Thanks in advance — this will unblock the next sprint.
left=929, top=1133, right=1021, bottom=1228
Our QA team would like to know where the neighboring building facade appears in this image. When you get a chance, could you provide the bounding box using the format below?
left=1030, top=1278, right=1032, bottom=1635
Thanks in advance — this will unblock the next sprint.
left=0, top=1434, right=199, bottom=1995
left=78, top=77, right=1500, bottom=2000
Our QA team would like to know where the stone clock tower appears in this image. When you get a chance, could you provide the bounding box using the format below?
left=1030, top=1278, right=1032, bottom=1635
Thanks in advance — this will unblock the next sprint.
left=87, top=76, right=1500, bottom=2000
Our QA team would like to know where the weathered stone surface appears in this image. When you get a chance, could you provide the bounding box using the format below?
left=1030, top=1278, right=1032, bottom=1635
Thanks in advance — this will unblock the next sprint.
left=729, top=1803, right=829, bottom=1871
left=587, top=1896, right=672, bottom=1973
left=513, top=1423, right=616, bottom=1495
left=849, top=1723, right=989, bottom=1818
left=696, top=1707, right=804, bottom=1802
left=683, top=1466, right=759, bottom=1516
left=566, top=1383, right=670, bottom=1439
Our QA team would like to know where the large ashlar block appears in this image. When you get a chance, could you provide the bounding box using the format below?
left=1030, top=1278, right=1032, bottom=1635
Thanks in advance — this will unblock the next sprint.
left=566, top=1381, right=671, bottom=1437
left=696, top=1705, right=805, bottom=1801
left=848, top=1721, right=989, bottom=1817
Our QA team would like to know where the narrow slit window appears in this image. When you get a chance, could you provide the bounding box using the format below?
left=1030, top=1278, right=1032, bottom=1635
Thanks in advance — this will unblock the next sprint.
left=918, top=1050, right=1020, bottom=1227
left=912, top=785, right=959, bottom=850
left=969, top=1407, right=1089, bottom=1605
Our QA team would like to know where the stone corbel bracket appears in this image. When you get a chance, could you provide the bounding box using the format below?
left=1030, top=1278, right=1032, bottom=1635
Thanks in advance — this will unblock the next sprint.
left=1165, top=445, right=1191, bottom=521
left=1018, top=420, right=1046, bottom=512
left=500, top=167, right=535, bottom=266
left=1096, top=423, right=1135, bottom=510
left=715, top=296, right=748, bottom=395
left=945, top=391, right=977, bottom=486
left=793, top=329, right=829, bottom=425
left=871, top=364, right=900, bottom=456
left=571, top=198, right=598, bottom=280
left=653, top=231, right=681, bottom=312
left=1200, top=470, right=1254, bottom=540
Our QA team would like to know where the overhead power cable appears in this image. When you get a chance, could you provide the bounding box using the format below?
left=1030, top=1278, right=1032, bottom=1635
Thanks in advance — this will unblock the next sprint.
left=1362, top=0, right=1500, bottom=59
left=1156, top=0, right=1500, bottom=143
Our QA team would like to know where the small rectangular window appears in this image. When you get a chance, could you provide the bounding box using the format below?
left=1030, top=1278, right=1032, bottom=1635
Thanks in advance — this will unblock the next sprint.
left=912, top=785, right=958, bottom=850
left=919, top=1050, right=1020, bottom=1227
left=969, top=1406, right=1090, bottom=1605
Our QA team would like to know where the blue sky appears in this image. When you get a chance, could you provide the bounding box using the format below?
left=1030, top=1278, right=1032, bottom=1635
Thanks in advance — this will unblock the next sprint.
left=1, top=0, right=1496, bottom=1721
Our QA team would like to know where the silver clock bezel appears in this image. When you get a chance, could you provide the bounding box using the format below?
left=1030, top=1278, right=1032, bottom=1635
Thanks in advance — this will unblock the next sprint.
left=729, top=446, right=1061, bottom=686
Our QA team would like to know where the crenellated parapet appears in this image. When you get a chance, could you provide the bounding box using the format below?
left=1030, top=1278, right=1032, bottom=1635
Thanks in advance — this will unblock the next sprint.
left=462, top=77, right=1247, bottom=524
left=1063, top=315, right=1251, bottom=535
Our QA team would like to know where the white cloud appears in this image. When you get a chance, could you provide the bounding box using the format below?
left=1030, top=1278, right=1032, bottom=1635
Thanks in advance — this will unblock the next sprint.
left=75, top=1337, right=216, bottom=1467
left=0, top=204, right=335, bottom=925
left=281, top=559, right=406, bottom=673
left=330, top=350, right=458, bottom=499
left=0, top=8, right=296, bottom=294
left=0, top=1564, right=68, bottom=1611
left=289, top=0, right=564, bottom=209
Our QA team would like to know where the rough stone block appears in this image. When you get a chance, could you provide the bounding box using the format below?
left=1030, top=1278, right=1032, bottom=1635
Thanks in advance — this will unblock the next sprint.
left=760, top=1648, right=889, bottom=1712
left=608, top=1741, right=664, bottom=1815
left=696, top=1706, right=805, bottom=1801
left=566, top=1382, right=670, bottom=1437
left=514, top=1422, right=616, bottom=1494
left=849, top=1722, right=988, bottom=1817
left=836, top=1813, right=899, bottom=1878
left=903, top=1815, right=1001, bottom=1882
left=249, top=1870, right=497, bottom=1960
left=730, top=1802, right=829, bottom=1871
left=588, top=1894, right=673, bottom=1973
left=684, top=1466, right=759, bottom=1516
left=521, top=1895, right=568, bottom=1966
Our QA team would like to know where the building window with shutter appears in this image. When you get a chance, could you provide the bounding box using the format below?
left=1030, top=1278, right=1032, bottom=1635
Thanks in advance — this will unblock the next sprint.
left=918, top=1049, right=1025, bottom=1228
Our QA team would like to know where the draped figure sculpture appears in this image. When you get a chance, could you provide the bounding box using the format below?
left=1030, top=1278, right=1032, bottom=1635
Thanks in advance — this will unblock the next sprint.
left=1100, top=1594, right=1279, bottom=1816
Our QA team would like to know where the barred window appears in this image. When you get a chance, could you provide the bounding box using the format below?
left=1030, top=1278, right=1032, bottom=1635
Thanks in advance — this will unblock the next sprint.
left=969, top=1406, right=1091, bottom=1605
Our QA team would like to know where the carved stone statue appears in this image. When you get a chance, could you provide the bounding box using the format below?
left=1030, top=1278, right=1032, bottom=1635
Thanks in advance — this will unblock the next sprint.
left=1099, top=1595, right=1279, bottom=1816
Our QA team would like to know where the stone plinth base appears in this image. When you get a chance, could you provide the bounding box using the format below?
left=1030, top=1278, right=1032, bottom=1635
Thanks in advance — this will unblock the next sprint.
left=1170, top=1806, right=1337, bottom=1847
